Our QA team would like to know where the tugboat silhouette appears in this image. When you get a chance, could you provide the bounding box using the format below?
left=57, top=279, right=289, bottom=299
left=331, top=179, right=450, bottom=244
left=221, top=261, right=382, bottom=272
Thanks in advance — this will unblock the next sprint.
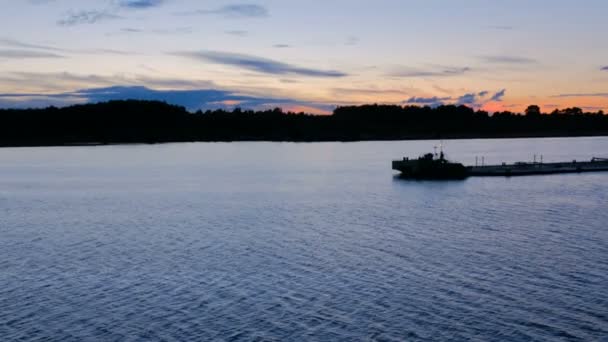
left=392, top=144, right=468, bottom=180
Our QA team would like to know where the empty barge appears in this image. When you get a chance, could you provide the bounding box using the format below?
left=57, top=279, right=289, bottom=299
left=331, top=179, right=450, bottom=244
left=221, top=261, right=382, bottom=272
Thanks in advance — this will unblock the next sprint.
left=392, top=153, right=608, bottom=179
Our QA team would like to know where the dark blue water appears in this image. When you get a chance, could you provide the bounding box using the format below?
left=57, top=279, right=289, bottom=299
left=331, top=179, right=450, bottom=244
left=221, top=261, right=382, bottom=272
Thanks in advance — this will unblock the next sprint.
left=1, top=138, right=608, bottom=341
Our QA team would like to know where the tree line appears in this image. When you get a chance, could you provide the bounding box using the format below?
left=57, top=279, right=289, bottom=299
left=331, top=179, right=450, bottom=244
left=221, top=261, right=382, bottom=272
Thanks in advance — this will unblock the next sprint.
left=0, top=100, right=607, bottom=146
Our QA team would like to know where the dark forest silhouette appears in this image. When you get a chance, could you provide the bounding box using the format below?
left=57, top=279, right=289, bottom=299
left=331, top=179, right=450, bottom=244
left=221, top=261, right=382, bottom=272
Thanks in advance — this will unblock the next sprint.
left=1, top=101, right=607, bottom=146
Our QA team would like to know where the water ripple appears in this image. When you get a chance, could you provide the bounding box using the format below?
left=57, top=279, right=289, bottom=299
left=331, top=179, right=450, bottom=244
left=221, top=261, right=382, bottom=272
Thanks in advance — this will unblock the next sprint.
left=1, top=139, right=608, bottom=341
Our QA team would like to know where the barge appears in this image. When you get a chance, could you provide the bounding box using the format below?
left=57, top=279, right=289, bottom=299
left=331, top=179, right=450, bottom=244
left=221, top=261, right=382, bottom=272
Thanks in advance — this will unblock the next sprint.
left=392, top=152, right=608, bottom=179
left=467, top=158, right=608, bottom=176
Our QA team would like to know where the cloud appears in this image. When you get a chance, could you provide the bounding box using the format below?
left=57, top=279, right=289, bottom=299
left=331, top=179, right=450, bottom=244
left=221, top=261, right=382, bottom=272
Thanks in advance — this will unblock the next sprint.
left=0, top=96, right=79, bottom=110
left=88, top=48, right=137, bottom=55
left=390, top=66, right=471, bottom=78
left=479, top=55, right=537, bottom=64
left=225, top=30, right=249, bottom=37
left=456, top=93, right=476, bottom=105
left=601, top=66, right=608, bottom=71
left=273, top=44, right=290, bottom=48
left=455, top=89, right=507, bottom=107
left=490, top=89, right=506, bottom=101
left=333, top=87, right=407, bottom=96
left=553, top=93, right=608, bottom=98
left=405, top=89, right=507, bottom=109
left=175, top=50, right=348, bottom=77
left=72, top=86, right=245, bottom=110
left=58, top=10, right=121, bottom=26
left=184, top=4, right=268, bottom=18
left=0, top=38, right=135, bottom=55
left=0, top=49, right=64, bottom=58
left=581, top=106, right=606, bottom=111
left=432, top=85, right=453, bottom=94
left=0, top=71, right=217, bottom=92
left=56, top=1, right=163, bottom=27
left=405, top=96, right=450, bottom=107
left=0, top=38, right=62, bottom=51
left=121, top=28, right=143, bottom=33
left=345, top=36, right=360, bottom=46
left=0, top=85, right=333, bottom=113
left=115, top=27, right=193, bottom=35
left=118, top=0, right=163, bottom=9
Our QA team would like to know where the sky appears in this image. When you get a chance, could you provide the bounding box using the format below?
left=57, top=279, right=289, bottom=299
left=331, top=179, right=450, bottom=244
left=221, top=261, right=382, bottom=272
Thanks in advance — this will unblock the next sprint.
left=0, top=0, right=607, bottom=114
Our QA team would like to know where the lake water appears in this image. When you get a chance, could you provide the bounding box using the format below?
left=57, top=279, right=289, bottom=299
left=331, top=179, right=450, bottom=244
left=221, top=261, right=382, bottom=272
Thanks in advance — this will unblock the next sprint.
left=1, top=137, right=608, bottom=341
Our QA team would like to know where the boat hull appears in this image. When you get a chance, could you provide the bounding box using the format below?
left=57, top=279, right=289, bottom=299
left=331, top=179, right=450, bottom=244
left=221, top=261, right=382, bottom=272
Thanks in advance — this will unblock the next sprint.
left=393, top=158, right=608, bottom=179
left=392, top=160, right=468, bottom=179
left=467, top=160, right=608, bottom=177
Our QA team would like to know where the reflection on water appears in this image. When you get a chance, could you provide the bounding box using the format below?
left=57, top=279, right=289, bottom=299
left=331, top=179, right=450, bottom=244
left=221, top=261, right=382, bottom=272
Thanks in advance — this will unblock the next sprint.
left=1, top=137, right=608, bottom=341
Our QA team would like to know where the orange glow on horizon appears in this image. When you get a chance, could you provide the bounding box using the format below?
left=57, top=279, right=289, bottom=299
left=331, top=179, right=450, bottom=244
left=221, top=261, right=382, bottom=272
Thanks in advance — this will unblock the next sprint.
left=282, top=105, right=332, bottom=115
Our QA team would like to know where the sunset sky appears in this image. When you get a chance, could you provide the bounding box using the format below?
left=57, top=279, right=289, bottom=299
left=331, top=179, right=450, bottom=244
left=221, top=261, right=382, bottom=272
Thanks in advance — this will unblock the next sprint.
left=1, top=0, right=607, bottom=113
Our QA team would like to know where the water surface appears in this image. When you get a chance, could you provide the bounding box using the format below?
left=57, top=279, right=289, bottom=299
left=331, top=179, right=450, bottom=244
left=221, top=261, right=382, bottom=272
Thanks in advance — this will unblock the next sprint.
left=1, top=137, right=608, bottom=341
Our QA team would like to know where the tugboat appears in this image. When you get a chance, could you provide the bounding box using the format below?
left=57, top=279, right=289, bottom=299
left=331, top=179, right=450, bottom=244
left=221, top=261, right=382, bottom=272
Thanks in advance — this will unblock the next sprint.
left=392, top=150, right=468, bottom=179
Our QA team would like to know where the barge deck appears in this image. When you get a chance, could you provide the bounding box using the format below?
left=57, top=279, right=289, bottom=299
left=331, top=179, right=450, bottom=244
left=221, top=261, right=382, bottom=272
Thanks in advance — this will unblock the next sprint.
left=467, top=158, right=608, bottom=176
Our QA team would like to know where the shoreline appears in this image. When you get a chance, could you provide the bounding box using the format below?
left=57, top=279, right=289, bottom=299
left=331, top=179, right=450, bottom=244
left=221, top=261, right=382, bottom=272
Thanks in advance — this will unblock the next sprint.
left=1, top=131, right=608, bottom=149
